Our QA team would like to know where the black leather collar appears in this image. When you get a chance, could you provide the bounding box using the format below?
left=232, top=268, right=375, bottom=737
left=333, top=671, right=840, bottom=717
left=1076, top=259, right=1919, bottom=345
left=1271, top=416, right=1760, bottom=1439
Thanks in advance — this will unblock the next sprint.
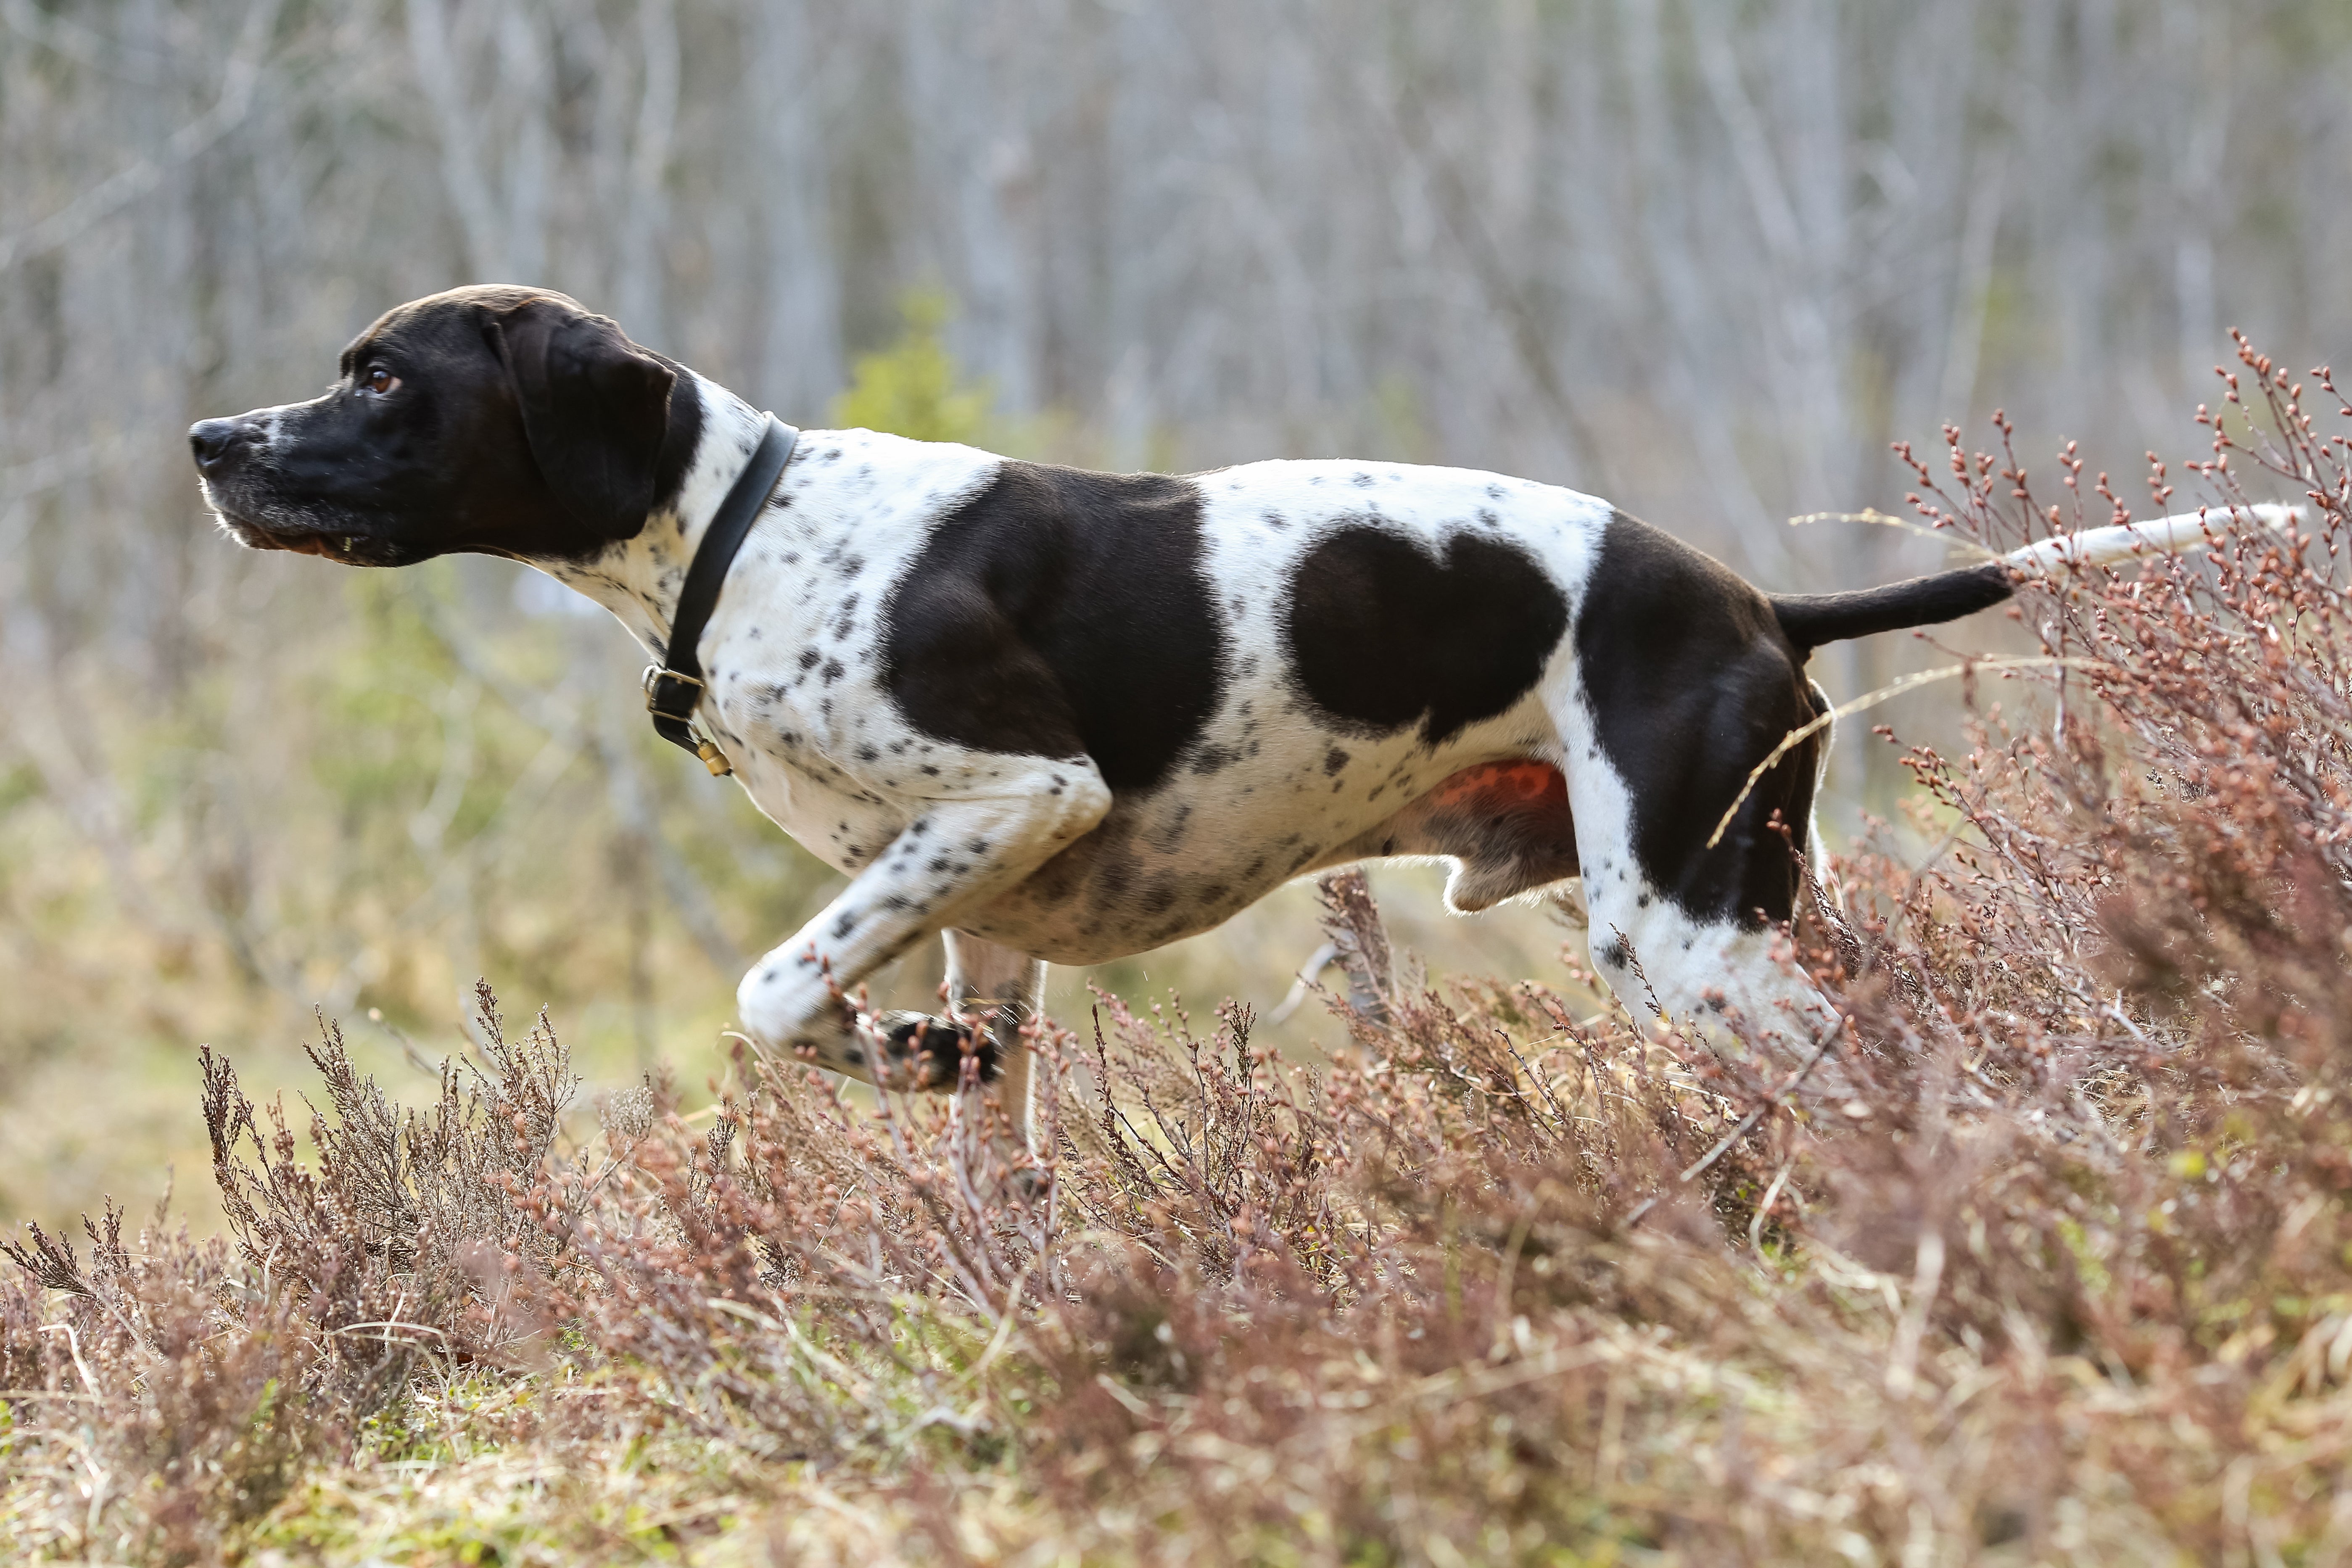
left=644, top=415, right=799, bottom=775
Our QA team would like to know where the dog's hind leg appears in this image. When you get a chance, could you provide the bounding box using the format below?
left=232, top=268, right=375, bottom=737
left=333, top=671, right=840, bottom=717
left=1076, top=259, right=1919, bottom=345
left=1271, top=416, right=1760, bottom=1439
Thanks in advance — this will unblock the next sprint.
left=1564, top=763, right=1836, bottom=1056
left=1579, top=876, right=1834, bottom=1048
left=1554, top=618, right=1838, bottom=1053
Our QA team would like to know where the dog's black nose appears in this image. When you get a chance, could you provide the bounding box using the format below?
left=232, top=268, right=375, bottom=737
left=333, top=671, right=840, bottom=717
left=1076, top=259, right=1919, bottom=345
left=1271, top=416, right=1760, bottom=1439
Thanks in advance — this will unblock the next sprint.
left=189, top=418, right=243, bottom=473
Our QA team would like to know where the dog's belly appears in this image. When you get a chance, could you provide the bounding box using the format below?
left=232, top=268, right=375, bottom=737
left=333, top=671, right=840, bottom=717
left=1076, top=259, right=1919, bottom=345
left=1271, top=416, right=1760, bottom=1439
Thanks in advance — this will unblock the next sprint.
left=956, top=755, right=1579, bottom=965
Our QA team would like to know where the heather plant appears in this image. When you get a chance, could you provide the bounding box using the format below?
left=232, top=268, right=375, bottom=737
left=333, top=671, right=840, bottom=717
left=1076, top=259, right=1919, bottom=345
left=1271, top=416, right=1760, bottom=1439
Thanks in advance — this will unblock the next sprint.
left=7, top=338, right=2352, bottom=1563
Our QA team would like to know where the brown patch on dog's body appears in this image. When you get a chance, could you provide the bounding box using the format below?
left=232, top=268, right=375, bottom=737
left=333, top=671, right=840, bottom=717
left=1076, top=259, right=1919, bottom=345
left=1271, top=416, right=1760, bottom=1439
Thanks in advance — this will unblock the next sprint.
left=1330, top=758, right=1580, bottom=911
left=1427, top=759, right=1568, bottom=816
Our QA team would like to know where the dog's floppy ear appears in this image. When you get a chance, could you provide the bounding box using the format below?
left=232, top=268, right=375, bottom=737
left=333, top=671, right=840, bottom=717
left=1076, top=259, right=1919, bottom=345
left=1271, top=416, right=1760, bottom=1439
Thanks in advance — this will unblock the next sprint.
left=488, top=296, right=676, bottom=541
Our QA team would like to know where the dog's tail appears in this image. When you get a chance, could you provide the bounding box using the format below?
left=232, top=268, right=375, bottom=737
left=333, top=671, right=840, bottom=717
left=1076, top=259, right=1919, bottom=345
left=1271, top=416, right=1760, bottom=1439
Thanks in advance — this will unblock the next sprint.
left=1769, top=503, right=2302, bottom=653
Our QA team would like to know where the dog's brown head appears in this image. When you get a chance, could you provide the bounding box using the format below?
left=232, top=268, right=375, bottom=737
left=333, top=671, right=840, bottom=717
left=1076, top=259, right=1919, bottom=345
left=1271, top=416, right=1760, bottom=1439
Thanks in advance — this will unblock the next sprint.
left=191, top=285, right=702, bottom=567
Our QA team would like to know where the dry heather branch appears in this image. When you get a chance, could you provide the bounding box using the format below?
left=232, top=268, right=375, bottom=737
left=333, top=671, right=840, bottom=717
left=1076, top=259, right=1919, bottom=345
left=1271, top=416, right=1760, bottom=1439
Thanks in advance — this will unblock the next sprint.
left=1315, top=866, right=1395, bottom=1019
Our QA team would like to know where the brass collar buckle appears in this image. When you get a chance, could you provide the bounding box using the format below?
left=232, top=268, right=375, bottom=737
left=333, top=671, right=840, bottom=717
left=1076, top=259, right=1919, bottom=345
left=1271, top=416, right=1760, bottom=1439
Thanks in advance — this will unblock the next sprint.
left=643, top=665, right=733, bottom=776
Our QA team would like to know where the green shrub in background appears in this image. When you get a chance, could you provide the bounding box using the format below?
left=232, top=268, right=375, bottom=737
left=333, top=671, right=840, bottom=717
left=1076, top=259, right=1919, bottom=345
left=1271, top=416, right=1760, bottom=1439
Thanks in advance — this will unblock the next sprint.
left=829, top=290, right=996, bottom=446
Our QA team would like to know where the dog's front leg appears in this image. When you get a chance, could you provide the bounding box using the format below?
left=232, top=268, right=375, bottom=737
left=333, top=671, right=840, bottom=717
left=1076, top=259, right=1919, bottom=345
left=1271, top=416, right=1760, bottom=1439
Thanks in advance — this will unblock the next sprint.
left=735, top=775, right=1106, bottom=1099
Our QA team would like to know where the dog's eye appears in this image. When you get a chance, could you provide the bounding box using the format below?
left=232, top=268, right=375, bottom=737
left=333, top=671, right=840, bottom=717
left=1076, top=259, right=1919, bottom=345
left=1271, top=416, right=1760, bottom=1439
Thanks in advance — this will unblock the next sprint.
left=361, top=367, right=399, bottom=395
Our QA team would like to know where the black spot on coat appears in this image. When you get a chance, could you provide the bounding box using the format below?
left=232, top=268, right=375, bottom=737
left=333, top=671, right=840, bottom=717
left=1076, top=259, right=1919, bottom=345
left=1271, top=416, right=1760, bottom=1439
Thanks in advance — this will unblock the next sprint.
left=1283, top=524, right=1567, bottom=744
left=1576, top=511, right=1823, bottom=927
left=881, top=462, right=1225, bottom=791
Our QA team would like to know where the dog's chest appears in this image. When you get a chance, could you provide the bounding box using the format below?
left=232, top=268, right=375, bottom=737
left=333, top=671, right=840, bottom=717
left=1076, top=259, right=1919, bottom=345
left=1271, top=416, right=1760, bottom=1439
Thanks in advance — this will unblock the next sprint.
left=692, top=433, right=1006, bottom=872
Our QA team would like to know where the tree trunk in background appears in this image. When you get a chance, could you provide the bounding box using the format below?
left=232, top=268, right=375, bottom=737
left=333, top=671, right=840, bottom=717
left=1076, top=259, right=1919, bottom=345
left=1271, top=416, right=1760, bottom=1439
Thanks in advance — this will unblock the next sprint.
left=750, top=0, right=842, bottom=417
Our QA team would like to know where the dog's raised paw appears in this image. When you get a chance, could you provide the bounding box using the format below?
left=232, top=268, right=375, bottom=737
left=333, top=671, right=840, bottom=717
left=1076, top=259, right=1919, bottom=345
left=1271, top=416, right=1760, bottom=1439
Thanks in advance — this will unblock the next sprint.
left=869, top=1010, right=999, bottom=1090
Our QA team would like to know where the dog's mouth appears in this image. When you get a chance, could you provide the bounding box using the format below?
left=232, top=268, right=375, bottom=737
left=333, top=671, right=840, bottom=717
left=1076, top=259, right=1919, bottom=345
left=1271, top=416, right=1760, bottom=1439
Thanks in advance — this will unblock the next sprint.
left=213, top=509, right=407, bottom=568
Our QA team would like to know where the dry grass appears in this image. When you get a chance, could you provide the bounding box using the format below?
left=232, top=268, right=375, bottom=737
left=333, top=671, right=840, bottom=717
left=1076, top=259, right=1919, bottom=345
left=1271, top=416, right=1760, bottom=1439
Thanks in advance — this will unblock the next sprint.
left=8, top=340, right=2352, bottom=1564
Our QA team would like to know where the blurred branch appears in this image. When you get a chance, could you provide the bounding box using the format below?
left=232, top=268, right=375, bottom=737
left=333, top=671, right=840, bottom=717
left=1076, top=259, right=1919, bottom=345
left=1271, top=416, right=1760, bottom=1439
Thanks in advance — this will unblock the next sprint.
left=317, top=721, right=585, bottom=1019
left=0, top=656, right=197, bottom=952
left=1610, top=0, right=1789, bottom=566
left=1688, top=6, right=1853, bottom=513
left=612, top=0, right=680, bottom=337
left=1262, top=940, right=1337, bottom=1029
left=591, top=687, right=747, bottom=980
left=1934, top=150, right=2006, bottom=426
left=404, top=0, right=551, bottom=280
left=0, top=433, right=134, bottom=508
left=0, top=0, right=282, bottom=274
left=408, top=587, right=746, bottom=979
left=1692, top=19, right=1804, bottom=265
left=1330, top=41, right=1609, bottom=486
left=0, top=0, right=174, bottom=81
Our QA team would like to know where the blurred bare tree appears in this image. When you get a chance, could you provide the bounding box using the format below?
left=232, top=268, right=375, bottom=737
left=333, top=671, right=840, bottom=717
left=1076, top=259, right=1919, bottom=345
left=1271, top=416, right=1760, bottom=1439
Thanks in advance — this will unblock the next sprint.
left=0, top=0, right=2345, bottom=1219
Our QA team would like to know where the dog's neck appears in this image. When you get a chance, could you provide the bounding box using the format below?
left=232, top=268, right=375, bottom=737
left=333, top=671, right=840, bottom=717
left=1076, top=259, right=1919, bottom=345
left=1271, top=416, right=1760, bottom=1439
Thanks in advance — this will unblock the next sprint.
left=530, top=375, right=782, bottom=662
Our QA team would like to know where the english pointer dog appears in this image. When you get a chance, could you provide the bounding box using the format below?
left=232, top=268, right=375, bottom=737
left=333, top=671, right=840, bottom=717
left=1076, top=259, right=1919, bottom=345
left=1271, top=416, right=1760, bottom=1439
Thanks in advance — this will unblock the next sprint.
left=189, top=287, right=2284, bottom=1138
